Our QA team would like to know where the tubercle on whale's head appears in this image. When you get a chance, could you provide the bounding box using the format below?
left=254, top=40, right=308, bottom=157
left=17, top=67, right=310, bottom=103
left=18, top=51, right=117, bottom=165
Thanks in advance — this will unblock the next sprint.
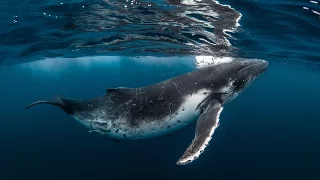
left=234, top=59, right=268, bottom=93
left=202, top=59, right=268, bottom=103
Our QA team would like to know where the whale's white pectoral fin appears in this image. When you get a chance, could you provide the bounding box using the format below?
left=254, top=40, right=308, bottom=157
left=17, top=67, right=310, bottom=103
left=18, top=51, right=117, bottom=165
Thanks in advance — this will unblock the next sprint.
left=176, top=101, right=223, bottom=165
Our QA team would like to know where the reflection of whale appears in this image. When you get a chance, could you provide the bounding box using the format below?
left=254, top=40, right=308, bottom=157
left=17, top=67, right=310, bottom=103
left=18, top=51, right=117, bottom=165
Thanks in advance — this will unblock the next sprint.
left=2, top=0, right=242, bottom=65
left=26, top=59, right=268, bottom=165
left=61, top=0, right=242, bottom=56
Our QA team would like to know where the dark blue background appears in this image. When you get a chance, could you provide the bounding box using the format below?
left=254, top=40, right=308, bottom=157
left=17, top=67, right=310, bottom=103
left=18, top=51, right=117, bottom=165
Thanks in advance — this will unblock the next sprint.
left=1, top=0, right=320, bottom=179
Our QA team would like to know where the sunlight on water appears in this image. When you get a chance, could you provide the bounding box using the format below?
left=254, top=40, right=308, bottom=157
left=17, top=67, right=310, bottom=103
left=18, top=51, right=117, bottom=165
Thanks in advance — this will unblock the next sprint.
left=20, top=56, right=121, bottom=75
left=194, top=56, right=234, bottom=68
left=19, top=56, right=198, bottom=76
left=19, top=55, right=244, bottom=76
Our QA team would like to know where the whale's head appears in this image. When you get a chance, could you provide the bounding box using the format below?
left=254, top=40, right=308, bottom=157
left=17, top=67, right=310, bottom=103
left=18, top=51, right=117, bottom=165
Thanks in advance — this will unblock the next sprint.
left=234, top=59, right=268, bottom=92
left=205, top=59, right=268, bottom=104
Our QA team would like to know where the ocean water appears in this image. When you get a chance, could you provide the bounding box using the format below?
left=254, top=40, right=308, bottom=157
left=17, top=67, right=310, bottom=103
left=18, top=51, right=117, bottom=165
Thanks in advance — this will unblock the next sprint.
left=1, top=0, right=320, bottom=179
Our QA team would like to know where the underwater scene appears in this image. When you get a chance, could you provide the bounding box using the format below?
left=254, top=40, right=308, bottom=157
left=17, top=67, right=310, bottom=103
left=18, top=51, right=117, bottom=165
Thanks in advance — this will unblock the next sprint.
left=1, top=0, right=320, bottom=179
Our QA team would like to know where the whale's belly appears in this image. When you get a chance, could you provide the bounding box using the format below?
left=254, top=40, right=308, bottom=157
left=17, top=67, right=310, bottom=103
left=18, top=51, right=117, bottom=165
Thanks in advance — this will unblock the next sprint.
left=120, top=90, right=209, bottom=140
left=73, top=90, right=209, bottom=140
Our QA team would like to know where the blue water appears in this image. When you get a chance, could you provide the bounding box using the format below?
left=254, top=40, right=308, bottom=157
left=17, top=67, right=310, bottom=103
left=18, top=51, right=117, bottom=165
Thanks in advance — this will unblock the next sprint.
left=1, top=0, right=320, bottom=179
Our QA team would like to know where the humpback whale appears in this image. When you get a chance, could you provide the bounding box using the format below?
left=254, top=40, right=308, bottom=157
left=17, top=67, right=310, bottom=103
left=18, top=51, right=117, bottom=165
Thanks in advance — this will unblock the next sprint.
left=25, top=59, right=268, bottom=165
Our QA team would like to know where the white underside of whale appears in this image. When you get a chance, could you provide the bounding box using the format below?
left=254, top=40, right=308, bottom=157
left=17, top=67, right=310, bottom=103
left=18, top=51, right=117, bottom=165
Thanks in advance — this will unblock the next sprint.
left=72, top=89, right=211, bottom=140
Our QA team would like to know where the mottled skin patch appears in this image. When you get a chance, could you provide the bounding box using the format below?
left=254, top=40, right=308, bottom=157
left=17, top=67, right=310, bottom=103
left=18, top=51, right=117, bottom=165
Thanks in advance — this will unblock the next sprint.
left=105, top=66, right=232, bottom=126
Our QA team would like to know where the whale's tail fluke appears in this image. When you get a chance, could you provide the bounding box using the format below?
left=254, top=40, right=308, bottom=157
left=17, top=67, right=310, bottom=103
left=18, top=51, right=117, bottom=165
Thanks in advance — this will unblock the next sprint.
left=25, top=98, right=74, bottom=114
left=25, top=100, right=61, bottom=109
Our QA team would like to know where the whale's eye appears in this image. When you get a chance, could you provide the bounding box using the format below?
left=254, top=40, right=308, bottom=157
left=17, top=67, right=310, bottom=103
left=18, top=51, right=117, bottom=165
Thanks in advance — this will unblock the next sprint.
left=232, top=80, right=239, bottom=87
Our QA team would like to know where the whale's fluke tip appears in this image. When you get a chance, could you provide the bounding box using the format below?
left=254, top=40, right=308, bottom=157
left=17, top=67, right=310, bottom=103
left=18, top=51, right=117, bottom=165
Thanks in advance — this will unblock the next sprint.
left=25, top=100, right=57, bottom=109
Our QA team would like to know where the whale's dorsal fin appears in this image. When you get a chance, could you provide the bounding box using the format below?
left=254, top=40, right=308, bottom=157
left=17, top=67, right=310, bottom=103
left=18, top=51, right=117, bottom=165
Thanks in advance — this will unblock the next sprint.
left=176, top=100, right=223, bottom=165
left=106, top=87, right=130, bottom=93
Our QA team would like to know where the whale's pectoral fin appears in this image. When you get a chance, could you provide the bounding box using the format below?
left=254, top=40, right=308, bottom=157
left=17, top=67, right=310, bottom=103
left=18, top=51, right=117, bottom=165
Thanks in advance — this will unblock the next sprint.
left=176, top=101, right=223, bottom=165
